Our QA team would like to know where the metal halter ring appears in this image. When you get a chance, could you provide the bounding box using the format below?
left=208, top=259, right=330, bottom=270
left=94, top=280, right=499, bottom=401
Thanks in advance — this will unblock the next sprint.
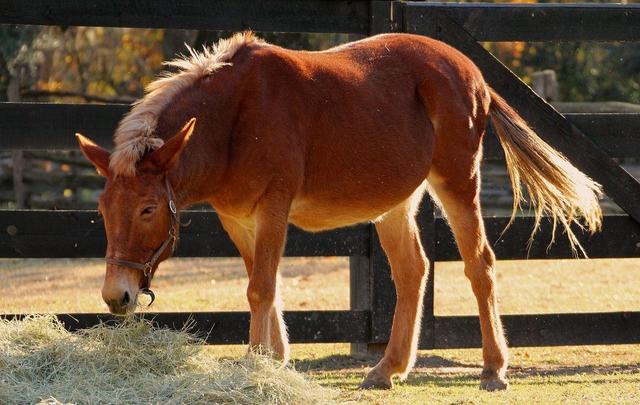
left=140, top=288, right=156, bottom=306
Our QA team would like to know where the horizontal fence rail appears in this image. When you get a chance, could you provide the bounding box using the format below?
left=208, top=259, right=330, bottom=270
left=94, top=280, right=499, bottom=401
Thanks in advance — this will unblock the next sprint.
left=0, top=210, right=370, bottom=258
left=0, top=103, right=127, bottom=150
left=2, top=210, right=638, bottom=260
left=2, top=311, right=372, bottom=344
left=484, top=113, right=640, bottom=160
left=0, top=0, right=372, bottom=33
left=2, top=103, right=639, bottom=159
left=431, top=312, right=640, bottom=348
left=2, top=310, right=638, bottom=348
left=404, top=2, right=640, bottom=41
left=4, top=1, right=640, bottom=40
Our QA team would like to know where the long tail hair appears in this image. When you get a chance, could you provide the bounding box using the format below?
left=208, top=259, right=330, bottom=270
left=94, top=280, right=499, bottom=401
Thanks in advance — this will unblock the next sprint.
left=489, top=88, right=602, bottom=256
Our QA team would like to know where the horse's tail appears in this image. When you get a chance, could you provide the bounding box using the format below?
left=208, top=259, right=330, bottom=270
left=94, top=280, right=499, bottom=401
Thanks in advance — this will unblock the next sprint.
left=488, top=88, right=602, bottom=256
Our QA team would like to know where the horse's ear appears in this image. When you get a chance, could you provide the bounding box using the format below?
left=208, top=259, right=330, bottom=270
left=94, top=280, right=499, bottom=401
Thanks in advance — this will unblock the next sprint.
left=76, top=133, right=110, bottom=176
left=148, top=117, right=196, bottom=171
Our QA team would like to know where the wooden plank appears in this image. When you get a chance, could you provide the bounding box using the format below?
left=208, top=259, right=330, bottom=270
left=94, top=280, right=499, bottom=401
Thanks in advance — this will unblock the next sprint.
left=0, top=210, right=370, bottom=258
left=3, top=104, right=639, bottom=159
left=4, top=311, right=637, bottom=347
left=404, top=2, right=640, bottom=41
left=434, top=214, right=640, bottom=261
left=369, top=0, right=399, bottom=35
left=0, top=103, right=125, bottom=150
left=369, top=196, right=436, bottom=344
left=369, top=224, right=395, bottom=343
left=482, top=113, right=640, bottom=160
left=409, top=11, right=640, bottom=225
left=349, top=254, right=374, bottom=355
left=430, top=312, right=640, bottom=349
left=418, top=196, right=436, bottom=348
left=2, top=210, right=637, bottom=260
left=566, top=114, right=640, bottom=157
left=2, top=310, right=371, bottom=344
left=0, top=0, right=370, bottom=33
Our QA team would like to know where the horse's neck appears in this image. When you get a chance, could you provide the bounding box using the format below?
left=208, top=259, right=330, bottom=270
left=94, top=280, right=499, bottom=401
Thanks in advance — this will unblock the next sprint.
left=164, top=76, right=242, bottom=209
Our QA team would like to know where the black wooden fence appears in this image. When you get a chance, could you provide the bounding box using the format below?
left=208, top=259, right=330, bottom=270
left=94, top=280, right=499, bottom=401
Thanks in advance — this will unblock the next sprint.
left=1, top=1, right=640, bottom=350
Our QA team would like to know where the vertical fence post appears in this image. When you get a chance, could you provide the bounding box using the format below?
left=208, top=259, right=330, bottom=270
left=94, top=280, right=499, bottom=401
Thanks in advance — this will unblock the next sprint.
left=350, top=1, right=417, bottom=358
left=419, top=195, right=436, bottom=349
left=350, top=194, right=437, bottom=356
left=370, top=196, right=437, bottom=349
left=369, top=1, right=401, bottom=35
left=349, top=254, right=379, bottom=356
left=367, top=222, right=395, bottom=353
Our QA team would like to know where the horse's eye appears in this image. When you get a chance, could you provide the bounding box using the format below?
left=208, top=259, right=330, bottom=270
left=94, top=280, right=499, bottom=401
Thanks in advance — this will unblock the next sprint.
left=141, top=206, right=156, bottom=216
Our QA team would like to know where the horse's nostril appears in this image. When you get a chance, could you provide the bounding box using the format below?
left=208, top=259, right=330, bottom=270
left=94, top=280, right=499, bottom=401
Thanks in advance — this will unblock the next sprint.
left=122, top=291, right=130, bottom=306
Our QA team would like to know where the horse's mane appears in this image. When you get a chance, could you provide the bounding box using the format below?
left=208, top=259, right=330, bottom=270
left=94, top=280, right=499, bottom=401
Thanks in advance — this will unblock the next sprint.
left=109, top=31, right=260, bottom=176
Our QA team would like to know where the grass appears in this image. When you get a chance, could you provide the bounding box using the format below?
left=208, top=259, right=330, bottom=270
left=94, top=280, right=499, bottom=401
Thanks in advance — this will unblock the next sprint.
left=1, top=256, right=639, bottom=403
left=201, top=343, right=640, bottom=404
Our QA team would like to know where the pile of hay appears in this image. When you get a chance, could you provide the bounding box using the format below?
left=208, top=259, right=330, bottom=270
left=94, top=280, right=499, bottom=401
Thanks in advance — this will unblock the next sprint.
left=0, top=315, right=337, bottom=404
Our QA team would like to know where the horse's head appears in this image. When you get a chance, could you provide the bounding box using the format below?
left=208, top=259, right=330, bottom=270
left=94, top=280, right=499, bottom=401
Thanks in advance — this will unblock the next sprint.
left=76, top=118, right=196, bottom=314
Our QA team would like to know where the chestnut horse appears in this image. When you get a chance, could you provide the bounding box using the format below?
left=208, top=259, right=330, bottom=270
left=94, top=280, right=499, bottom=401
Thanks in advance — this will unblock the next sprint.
left=76, top=32, right=601, bottom=390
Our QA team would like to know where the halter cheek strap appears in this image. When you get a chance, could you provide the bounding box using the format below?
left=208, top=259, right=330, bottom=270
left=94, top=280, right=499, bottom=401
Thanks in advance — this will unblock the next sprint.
left=105, top=175, right=184, bottom=306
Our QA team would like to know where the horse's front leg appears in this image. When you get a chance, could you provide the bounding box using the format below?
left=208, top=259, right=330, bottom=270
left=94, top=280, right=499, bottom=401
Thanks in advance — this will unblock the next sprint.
left=218, top=213, right=289, bottom=361
left=246, top=194, right=291, bottom=361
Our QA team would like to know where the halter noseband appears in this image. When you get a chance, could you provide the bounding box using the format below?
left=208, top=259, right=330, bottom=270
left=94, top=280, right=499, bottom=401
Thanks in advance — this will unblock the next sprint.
left=105, top=175, right=185, bottom=306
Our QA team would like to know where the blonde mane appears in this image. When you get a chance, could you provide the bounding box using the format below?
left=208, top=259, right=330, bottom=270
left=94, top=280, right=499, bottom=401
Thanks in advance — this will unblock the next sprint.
left=109, top=32, right=259, bottom=176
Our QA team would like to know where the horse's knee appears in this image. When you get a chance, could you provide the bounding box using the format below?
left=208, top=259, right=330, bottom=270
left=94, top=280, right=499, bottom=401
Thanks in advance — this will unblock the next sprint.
left=465, top=267, right=495, bottom=296
left=480, top=244, right=496, bottom=266
left=392, top=261, right=427, bottom=296
left=464, top=245, right=497, bottom=293
left=247, top=279, right=275, bottom=311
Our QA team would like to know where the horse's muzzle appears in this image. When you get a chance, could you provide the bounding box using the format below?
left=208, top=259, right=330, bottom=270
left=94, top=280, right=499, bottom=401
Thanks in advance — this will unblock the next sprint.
left=104, top=290, right=133, bottom=315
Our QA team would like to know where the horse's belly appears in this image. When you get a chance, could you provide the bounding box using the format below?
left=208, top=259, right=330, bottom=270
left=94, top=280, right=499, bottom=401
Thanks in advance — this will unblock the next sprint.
left=291, top=149, right=430, bottom=231
left=289, top=175, right=425, bottom=231
left=289, top=199, right=391, bottom=231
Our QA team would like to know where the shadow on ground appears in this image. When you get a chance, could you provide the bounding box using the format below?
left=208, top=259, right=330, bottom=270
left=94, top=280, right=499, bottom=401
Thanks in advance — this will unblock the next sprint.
left=294, top=354, right=477, bottom=372
left=296, top=353, right=640, bottom=389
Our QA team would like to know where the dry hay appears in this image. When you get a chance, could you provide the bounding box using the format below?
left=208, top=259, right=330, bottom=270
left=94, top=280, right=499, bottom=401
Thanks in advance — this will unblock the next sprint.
left=0, top=315, right=338, bottom=404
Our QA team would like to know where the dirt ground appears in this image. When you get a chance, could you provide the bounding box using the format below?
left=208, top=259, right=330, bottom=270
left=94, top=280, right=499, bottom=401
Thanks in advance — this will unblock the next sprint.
left=1, top=256, right=639, bottom=315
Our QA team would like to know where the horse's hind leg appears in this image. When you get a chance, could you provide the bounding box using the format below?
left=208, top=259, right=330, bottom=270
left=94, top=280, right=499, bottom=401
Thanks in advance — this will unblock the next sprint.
left=429, top=171, right=509, bottom=390
left=361, top=184, right=429, bottom=389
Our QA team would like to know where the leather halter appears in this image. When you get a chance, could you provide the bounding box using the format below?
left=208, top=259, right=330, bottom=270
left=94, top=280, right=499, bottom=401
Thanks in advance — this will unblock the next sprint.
left=105, top=175, right=184, bottom=306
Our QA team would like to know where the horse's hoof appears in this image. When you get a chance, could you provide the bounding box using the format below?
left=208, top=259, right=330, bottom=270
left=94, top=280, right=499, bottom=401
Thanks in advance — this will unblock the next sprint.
left=480, top=377, right=509, bottom=391
left=360, top=371, right=393, bottom=390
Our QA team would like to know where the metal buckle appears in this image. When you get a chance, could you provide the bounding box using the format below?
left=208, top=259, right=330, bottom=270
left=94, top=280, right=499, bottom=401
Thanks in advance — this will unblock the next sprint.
left=143, top=263, right=152, bottom=276
left=169, top=200, right=177, bottom=214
